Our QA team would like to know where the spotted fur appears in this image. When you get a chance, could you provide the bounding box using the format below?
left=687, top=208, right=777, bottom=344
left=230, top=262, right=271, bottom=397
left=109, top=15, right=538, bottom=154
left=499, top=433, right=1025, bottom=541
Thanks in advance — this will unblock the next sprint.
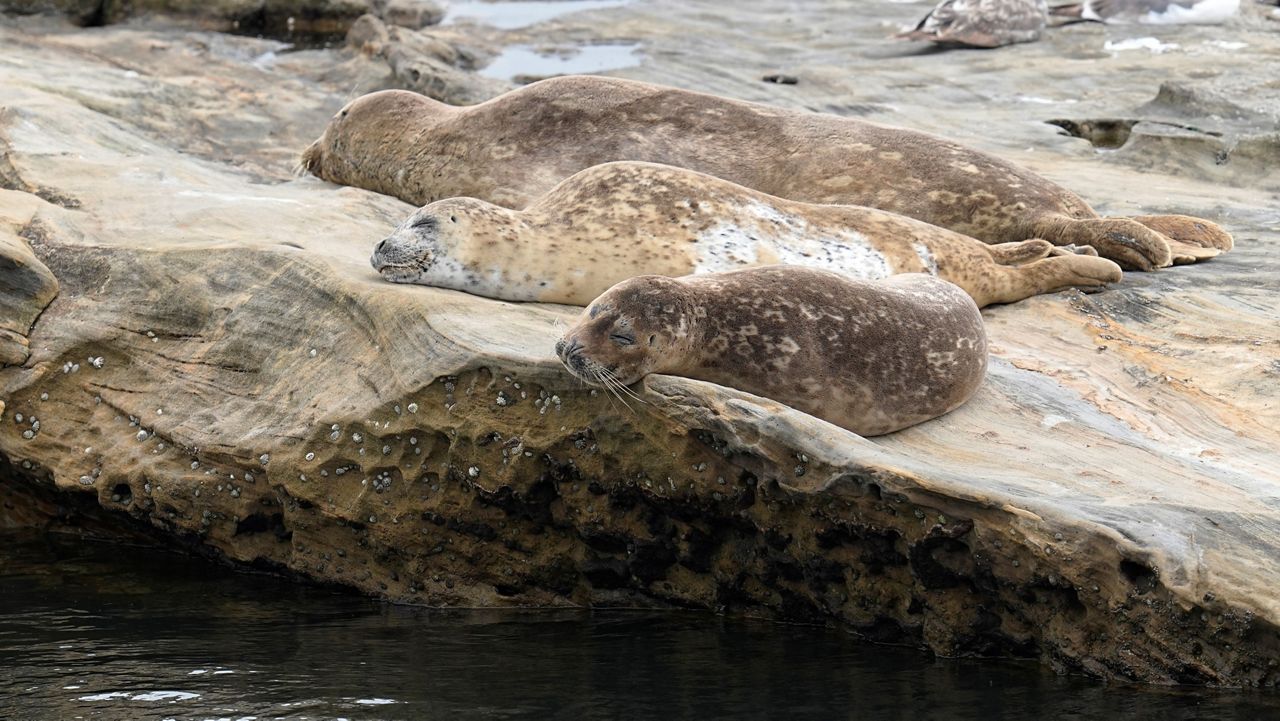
left=370, top=162, right=1123, bottom=308
left=303, top=76, right=1232, bottom=271
left=556, top=267, right=988, bottom=436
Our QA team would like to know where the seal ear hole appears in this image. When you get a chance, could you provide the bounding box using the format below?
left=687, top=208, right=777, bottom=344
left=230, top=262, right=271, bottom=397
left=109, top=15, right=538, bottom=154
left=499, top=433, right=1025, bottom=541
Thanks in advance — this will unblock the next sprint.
left=648, top=335, right=656, bottom=346
left=450, top=216, right=457, bottom=223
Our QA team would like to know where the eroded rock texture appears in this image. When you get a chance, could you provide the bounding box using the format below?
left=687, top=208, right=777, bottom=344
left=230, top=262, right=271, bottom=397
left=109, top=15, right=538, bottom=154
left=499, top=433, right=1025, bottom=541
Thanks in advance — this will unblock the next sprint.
left=1, top=0, right=393, bottom=37
left=346, top=14, right=510, bottom=104
left=0, top=15, right=1278, bottom=688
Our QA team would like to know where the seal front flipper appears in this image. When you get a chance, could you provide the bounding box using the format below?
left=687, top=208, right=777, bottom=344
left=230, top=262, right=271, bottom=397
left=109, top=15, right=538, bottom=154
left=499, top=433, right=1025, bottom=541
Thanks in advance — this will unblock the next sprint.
left=1034, top=216, right=1173, bottom=271
left=1131, top=214, right=1234, bottom=253
left=986, top=239, right=1055, bottom=265
left=981, top=253, right=1122, bottom=306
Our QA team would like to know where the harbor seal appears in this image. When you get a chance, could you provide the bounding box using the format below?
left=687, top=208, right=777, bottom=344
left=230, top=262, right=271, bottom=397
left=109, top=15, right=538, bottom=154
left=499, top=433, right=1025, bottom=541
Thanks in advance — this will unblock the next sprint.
left=554, top=267, right=987, bottom=436
left=371, top=161, right=1123, bottom=308
left=301, top=75, right=1232, bottom=271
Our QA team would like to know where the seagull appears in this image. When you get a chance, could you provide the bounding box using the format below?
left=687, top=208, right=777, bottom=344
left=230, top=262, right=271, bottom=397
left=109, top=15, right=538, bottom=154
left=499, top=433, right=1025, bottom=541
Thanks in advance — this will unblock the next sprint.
left=1049, top=0, right=1240, bottom=23
left=897, top=0, right=1049, bottom=48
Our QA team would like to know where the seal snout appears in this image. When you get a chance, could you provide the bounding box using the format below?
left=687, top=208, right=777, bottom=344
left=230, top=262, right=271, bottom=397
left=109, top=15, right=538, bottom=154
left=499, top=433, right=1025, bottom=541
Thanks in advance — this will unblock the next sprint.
left=555, top=337, right=585, bottom=370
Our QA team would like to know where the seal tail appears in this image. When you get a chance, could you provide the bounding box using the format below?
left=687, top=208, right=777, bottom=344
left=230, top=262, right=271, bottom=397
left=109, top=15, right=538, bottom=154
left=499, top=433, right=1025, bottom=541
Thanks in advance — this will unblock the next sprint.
left=979, top=254, right=1123, bottom=306
left=1032, top=216, right=1174, bottom=271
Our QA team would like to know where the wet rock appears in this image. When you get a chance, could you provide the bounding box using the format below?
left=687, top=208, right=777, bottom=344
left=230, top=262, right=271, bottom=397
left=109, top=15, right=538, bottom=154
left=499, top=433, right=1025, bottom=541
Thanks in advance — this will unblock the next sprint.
left=761, top=73, right=798, bottom=85
left=0, top=0, right=99, bottom=25
left=2, top=0, right=378, bottom=37
left=376, top=0, right=444, bottom=29
left=1049, top=79, right=1280, bottom=192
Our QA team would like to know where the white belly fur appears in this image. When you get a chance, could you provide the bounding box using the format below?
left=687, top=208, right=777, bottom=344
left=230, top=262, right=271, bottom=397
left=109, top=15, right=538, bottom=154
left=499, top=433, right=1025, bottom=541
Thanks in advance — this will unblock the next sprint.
left=692, top=201, right=894, bottom=279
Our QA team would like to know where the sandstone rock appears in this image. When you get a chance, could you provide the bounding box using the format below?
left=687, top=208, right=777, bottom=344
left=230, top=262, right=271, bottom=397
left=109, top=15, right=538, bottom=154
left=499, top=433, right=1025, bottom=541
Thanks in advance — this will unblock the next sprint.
left=0, top=151, right=60, bottom=367
left=0, top=0, right=99, bottom=24
left=1049, top=78, right=1280, bottom=192
left=1, top=20, right=1278, bottom=689
left=377, top=0, right=444, bottom=29
left=2, top=0, right=377, bottom=37
left=0, top=219, right=58, bottom=367
left=347, top=11, right=391, bottom=51
left=348, top=15, right=510, bottom=104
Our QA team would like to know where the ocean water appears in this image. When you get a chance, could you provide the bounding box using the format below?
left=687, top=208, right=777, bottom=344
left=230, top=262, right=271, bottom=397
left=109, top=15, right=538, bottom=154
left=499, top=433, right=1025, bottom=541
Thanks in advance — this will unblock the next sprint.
left=1, top=533, right=1277, bottom=720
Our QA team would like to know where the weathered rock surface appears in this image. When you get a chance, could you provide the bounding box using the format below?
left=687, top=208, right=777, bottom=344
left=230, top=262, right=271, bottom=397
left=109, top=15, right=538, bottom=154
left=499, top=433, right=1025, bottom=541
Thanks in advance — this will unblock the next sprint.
left=347, top=14, right=511, bottom=104
left=3, top=0, right=376, bottom=36
left=0, top=192, right=58, bottom=366
left=1, top=9, right=1279, bottom=689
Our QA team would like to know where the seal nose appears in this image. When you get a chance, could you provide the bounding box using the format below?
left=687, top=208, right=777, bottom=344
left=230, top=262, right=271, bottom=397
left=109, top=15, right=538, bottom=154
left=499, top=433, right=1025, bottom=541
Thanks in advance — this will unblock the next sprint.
left=555, top=338, right=583, bottom=363
left=370, top=238, right=389, bottom=270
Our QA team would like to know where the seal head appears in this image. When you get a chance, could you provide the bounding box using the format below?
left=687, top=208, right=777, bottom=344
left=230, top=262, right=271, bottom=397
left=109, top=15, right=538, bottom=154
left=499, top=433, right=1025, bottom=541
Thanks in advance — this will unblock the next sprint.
left=555, top=276, right=692, bottom=387
left=371, top=210, right=442, bottom=283
left=372, top=198, right=528, bottom=294
left=302, top=90, right=443, bottom=196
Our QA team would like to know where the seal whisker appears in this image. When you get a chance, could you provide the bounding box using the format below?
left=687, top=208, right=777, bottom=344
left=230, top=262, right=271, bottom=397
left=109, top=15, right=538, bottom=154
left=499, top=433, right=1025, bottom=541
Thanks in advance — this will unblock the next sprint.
left=599, top=368, right=649, bottom=406
left=585, top=367, right=622, bottom=413
left=592, top=367, right=635, bottom=414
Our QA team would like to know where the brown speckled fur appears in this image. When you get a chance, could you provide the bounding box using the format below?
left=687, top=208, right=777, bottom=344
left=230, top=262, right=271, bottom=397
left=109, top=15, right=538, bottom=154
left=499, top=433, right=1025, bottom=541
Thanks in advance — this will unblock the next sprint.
left=556, top=267, right=987, bottom=436
left=302, top=76, right=1232, bottom=271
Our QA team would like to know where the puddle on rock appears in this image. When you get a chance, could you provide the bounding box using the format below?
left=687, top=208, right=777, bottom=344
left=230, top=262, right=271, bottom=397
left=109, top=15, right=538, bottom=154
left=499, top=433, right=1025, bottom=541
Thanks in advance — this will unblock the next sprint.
left=479, top=43, right=641, bottom=82
left=444, top=0, right=630, bottom=30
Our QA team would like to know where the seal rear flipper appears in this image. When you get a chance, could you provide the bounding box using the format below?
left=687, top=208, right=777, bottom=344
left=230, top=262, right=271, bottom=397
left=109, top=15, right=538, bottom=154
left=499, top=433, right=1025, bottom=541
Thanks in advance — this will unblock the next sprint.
left=1167, top=240, right=1221, bottom=265
left=1130, top=214, right=1234, bottom=252
left=980, top=254, right=1123, bottom=306
left=987, top=239, right=1055, bottom=265
left=1036, top=217, right=1173, bottom=271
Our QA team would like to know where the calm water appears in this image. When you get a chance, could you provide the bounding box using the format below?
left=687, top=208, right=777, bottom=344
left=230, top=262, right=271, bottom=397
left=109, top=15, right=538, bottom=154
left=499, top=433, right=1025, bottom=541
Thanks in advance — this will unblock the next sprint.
left=444, top=0, right=630, bottom=30
left=478, top=44, right=642, bottom=82
left=1, top=533, right=1277, bottom=721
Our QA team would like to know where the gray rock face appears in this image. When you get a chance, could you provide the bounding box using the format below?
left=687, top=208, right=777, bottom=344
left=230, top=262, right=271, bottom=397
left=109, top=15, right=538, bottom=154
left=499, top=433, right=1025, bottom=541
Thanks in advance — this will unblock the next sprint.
left=0, top=11, right=1278, bottom=689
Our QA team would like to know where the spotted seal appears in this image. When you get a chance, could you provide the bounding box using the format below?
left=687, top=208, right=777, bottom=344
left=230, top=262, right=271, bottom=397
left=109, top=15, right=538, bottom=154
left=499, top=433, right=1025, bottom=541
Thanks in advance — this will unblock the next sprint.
left=371, top=161, right=1122, bottom=308
left=301, top=75, right=1232, bottom=270
left=555, top=267, right=987, bottom=436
